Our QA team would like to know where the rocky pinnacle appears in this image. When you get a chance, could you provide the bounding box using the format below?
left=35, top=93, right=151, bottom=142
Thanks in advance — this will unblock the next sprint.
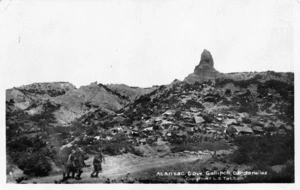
left=184, top=49, right=220, bottom=83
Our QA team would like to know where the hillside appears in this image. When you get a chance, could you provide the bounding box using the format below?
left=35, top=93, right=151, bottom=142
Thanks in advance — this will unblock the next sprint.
left=6, top=81, right=156, bottom=124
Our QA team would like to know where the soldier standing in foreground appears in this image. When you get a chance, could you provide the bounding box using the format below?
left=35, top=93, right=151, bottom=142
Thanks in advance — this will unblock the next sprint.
left=63, top=149, right=76, bottom=180
left=91, top=150, right=105, bottom=178
left=74, top=147, right=87, bottom=180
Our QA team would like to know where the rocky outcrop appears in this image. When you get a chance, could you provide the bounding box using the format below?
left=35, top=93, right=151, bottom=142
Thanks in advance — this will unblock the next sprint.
left=184, top=49, right=220, bottom=83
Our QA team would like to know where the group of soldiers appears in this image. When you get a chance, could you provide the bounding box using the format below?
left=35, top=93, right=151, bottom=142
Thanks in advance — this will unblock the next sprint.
left=63, top=147, right=105, bottom=180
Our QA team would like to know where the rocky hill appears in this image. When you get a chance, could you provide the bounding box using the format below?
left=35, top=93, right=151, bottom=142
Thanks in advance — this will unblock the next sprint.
left=78, top=71, right=293, bottom=149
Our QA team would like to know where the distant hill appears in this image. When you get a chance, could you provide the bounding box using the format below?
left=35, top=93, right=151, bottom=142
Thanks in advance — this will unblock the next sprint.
left=6, top=81, right=156, bottom=125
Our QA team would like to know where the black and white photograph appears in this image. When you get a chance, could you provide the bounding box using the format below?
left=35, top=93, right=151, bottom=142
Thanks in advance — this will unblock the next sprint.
left=0, top=0, right=298, bottom=187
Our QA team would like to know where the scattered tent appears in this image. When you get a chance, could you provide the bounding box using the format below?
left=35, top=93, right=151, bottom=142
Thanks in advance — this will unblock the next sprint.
left=194, top=116, right=205, bottom=124
left=253, top=126, right=264, bottom=133
left=233, top=126, right=253, bottom=134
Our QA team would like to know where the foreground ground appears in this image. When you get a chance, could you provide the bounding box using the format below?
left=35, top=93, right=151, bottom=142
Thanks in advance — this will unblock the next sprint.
left=10, top=152, right=212, bottom=184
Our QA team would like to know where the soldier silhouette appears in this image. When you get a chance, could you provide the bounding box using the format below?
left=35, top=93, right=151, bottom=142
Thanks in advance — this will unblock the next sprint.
left=91, top=150, right=105, bottom=178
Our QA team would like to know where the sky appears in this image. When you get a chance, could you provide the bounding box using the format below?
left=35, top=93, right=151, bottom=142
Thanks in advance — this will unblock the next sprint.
left=0, top=0, right=296, bottom=88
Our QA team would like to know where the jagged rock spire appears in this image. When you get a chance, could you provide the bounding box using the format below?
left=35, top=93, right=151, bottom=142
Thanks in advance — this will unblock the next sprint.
left=184, top=49, right=220, bottom=83
left=194, top=49, right=215, bottom=74
left=200, top=49, right=214, bottom=66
